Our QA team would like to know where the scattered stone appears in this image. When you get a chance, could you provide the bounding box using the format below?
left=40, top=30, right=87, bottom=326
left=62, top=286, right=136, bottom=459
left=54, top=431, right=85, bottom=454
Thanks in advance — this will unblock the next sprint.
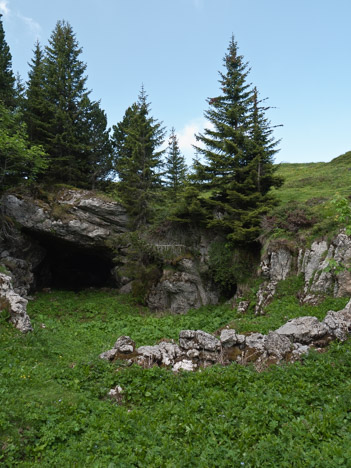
left=108, top=385, right=124, bottom=403
left=265, top=331, right=292, bottom=360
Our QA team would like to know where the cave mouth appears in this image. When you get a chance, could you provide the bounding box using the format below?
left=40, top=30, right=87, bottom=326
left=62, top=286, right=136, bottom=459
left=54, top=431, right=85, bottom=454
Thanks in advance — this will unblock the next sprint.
left=28, top=232, right=116, bottom=291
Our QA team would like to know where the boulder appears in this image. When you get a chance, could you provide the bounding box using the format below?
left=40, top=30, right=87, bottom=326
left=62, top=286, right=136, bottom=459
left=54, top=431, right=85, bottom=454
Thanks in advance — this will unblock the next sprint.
left=275, top=316, right=328, bottom=344
left=323, top=299, right=351, bottom=341
left=114, top=336, right=135, bottom=354
left=179, top=329, right=220, bottom=351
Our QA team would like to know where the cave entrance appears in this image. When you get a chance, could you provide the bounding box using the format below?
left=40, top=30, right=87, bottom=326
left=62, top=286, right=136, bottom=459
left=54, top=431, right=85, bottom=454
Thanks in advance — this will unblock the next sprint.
left=27, top=232, right=115, bottom=291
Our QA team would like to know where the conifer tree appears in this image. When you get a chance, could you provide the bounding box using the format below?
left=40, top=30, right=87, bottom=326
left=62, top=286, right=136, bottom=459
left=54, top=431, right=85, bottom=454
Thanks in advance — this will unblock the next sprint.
left=0, top=14, right=15, bottom=108
left=164, top=127, right=187, bottom=199
left=42, top=20, right=90, bottom=185
left=78, top=97, right=113, bottom=189
left=112, top=87, right=165, bottom=227
left=194, top=36, right=281, bottom=244
left=24, top=41, right=49, bottom=146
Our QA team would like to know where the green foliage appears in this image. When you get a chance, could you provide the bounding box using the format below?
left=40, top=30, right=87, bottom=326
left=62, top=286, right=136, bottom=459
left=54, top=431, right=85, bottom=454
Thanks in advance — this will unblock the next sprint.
left=331, top=193, right=351, bottom=235
left=1, top=288, right=351, bottom=466
left=0, top=14, right=15, bottom=108
left=163, top=127, right=187, bottom=199
left=208, top=241, right=257, bottom=296
left=0, top=103, right=47, bottom=194
left=112, top=87, right=166, bottom=227
left=192, top=36, right=282, bottom=245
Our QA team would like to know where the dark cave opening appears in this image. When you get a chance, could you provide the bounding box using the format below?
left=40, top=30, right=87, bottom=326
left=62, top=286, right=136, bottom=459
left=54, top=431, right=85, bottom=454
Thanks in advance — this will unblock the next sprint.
left=27, top=232, right=115, bottom=291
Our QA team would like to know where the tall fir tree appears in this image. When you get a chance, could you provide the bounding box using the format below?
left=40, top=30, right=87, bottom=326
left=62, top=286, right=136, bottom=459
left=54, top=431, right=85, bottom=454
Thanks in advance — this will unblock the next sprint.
left=43, top=20, right=88, bottom=184
left=164, top=127, right=187, bottom=199
left=0, top=14, right=15, bottom=108
left=112, top=87, right=165, bottom=227
left=193, top=36, right=281, bottom=244
left=78, top=96, right=113, bottom=189
left=24, top=41, right=49, bottom=147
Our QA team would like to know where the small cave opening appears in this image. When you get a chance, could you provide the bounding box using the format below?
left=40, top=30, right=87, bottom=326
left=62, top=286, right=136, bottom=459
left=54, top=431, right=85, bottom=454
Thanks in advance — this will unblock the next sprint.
left=27, top=232, right=116, bottom=291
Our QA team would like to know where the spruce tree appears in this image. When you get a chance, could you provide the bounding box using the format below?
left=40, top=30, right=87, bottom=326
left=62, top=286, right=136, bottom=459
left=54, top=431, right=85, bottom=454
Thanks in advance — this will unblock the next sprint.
left=0, top=14, right=15, bottom=108
left=78, top=97, right=113, bottom=189
left=164, top=127, right=187, bottom=199
left=112, top=87, right=165, bottom=227
left=42, top=20, right=90, bottom=185
left=24, top=41, right=49, bottom=146
left=194, top=36, right=281, bottom=244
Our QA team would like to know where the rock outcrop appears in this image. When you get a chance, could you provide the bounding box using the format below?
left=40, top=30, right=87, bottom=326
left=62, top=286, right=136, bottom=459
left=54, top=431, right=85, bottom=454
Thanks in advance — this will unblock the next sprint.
left=2, top=189, right=128, bottom=248
left=298, top=232, right=351, bottom=303
left=147, top=258, right=219, bottom=314
left=0, top=273, right=32, bottom=332
left=100, top=299, right=351, bottom=372
left=255, top=245, right=293, bottom=314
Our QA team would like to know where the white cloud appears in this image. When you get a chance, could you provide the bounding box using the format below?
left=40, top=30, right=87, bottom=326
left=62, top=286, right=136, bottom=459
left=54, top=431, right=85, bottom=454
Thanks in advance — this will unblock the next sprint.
left=18, top=14, right=41, bottom=38
left=0, top=0, right=10, bottom=16
left=176, top=117, right=212, bottom=165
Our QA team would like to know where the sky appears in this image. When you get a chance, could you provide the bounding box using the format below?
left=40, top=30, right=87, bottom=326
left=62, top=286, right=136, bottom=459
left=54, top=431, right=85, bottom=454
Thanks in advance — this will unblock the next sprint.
left=1, top=0, right=350, bottom=166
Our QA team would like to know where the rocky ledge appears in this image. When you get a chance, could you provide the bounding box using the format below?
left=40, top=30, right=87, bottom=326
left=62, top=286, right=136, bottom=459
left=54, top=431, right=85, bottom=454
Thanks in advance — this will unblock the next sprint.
left=100, top=299, right=351, bottom=372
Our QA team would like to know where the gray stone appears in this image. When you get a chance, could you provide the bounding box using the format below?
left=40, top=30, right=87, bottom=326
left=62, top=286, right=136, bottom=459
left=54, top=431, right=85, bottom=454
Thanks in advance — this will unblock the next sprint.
left=237, top=301, right=250, bottom=314
left=172, top=359, right=197, bottom=372
left=114, top=336, right=135, bottom=354
left=99, top=348, right=118, bottom=361
left=323, top=299, right=351, bottom=341
left=220, top=329, right=238, bottom=347
left=255, top=281, right=278, bottom=315
left=265, top=331, right=292, bottom=359
left=275, top=316, right=328, bottom=343
left=245, top=333, right=266, bottom=352
left=158, top=341, right=183, bottom=366
left=0, top=273, right=32, bottom=333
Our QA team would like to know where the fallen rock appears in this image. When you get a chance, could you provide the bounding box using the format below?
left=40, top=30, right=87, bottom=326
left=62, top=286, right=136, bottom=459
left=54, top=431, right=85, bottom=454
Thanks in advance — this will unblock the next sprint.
left=179, top=329, right=220, bottom=351
left=265, top=331, right=292, bottom=360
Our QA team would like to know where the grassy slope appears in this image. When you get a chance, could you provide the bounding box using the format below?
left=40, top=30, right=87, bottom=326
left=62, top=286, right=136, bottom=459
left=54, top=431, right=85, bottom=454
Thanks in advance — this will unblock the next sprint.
left=1, top=286, right=351, bottom=467
left=274, top=151, right=351, bottom=205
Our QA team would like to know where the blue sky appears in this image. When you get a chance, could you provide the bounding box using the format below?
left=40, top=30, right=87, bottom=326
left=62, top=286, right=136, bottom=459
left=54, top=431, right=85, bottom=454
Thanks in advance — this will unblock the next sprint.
left=1, top=0, right=350, bottom=165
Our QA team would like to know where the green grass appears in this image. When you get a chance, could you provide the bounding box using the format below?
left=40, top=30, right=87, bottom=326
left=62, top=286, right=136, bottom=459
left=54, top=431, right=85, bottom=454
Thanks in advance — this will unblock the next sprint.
left=274, top=151, right=351, bottom=206
left=1, top=286, right=351, bottom=467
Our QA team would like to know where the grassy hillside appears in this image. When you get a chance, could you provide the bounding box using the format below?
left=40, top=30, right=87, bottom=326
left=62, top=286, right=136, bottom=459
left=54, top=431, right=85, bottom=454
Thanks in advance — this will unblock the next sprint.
left=273, top=150, right=351, bottom=206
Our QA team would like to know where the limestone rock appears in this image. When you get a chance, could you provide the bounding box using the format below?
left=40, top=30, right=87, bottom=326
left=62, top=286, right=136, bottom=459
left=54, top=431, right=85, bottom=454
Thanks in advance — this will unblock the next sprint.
left=99, top=348, right=118, bottom=361
left=323, top=299, right=351, bottom=341
left=237, top=300, right=250, bottom=314
left=179, top=329, right=220, bottom=351
left=0, top=273, right=32, bottom=333
left=265, top=331, right=292, bottom=360
left=275, top=316, right=328, bottom=344
left=147, top=259, right=219, bottom=314
left=255, top=281, right=277, bottom=315
left=2, top=190, right=128, bottom=249
left=114, top=336, right=135, bottom=354
left=173, top=359, right=197, bottom=372
left=220, top=329, right=239, bottom=347
left=158, top=341, right=183, bottom=366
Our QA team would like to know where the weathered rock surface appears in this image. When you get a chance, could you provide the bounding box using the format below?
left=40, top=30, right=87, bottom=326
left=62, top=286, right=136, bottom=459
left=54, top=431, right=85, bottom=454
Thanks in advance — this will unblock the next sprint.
left=2, top=189, right=128, bottom=248
left=254, top=245, right=293, bottom=315
left=100, top=300, right=351, bottom=372
left=147, top=258, right=219, bottom=314
left=275, top=316, right=328, bottom=344
left=298, top=232, right=351, bottom=303
left=0, top=273, right=32, bottom=333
